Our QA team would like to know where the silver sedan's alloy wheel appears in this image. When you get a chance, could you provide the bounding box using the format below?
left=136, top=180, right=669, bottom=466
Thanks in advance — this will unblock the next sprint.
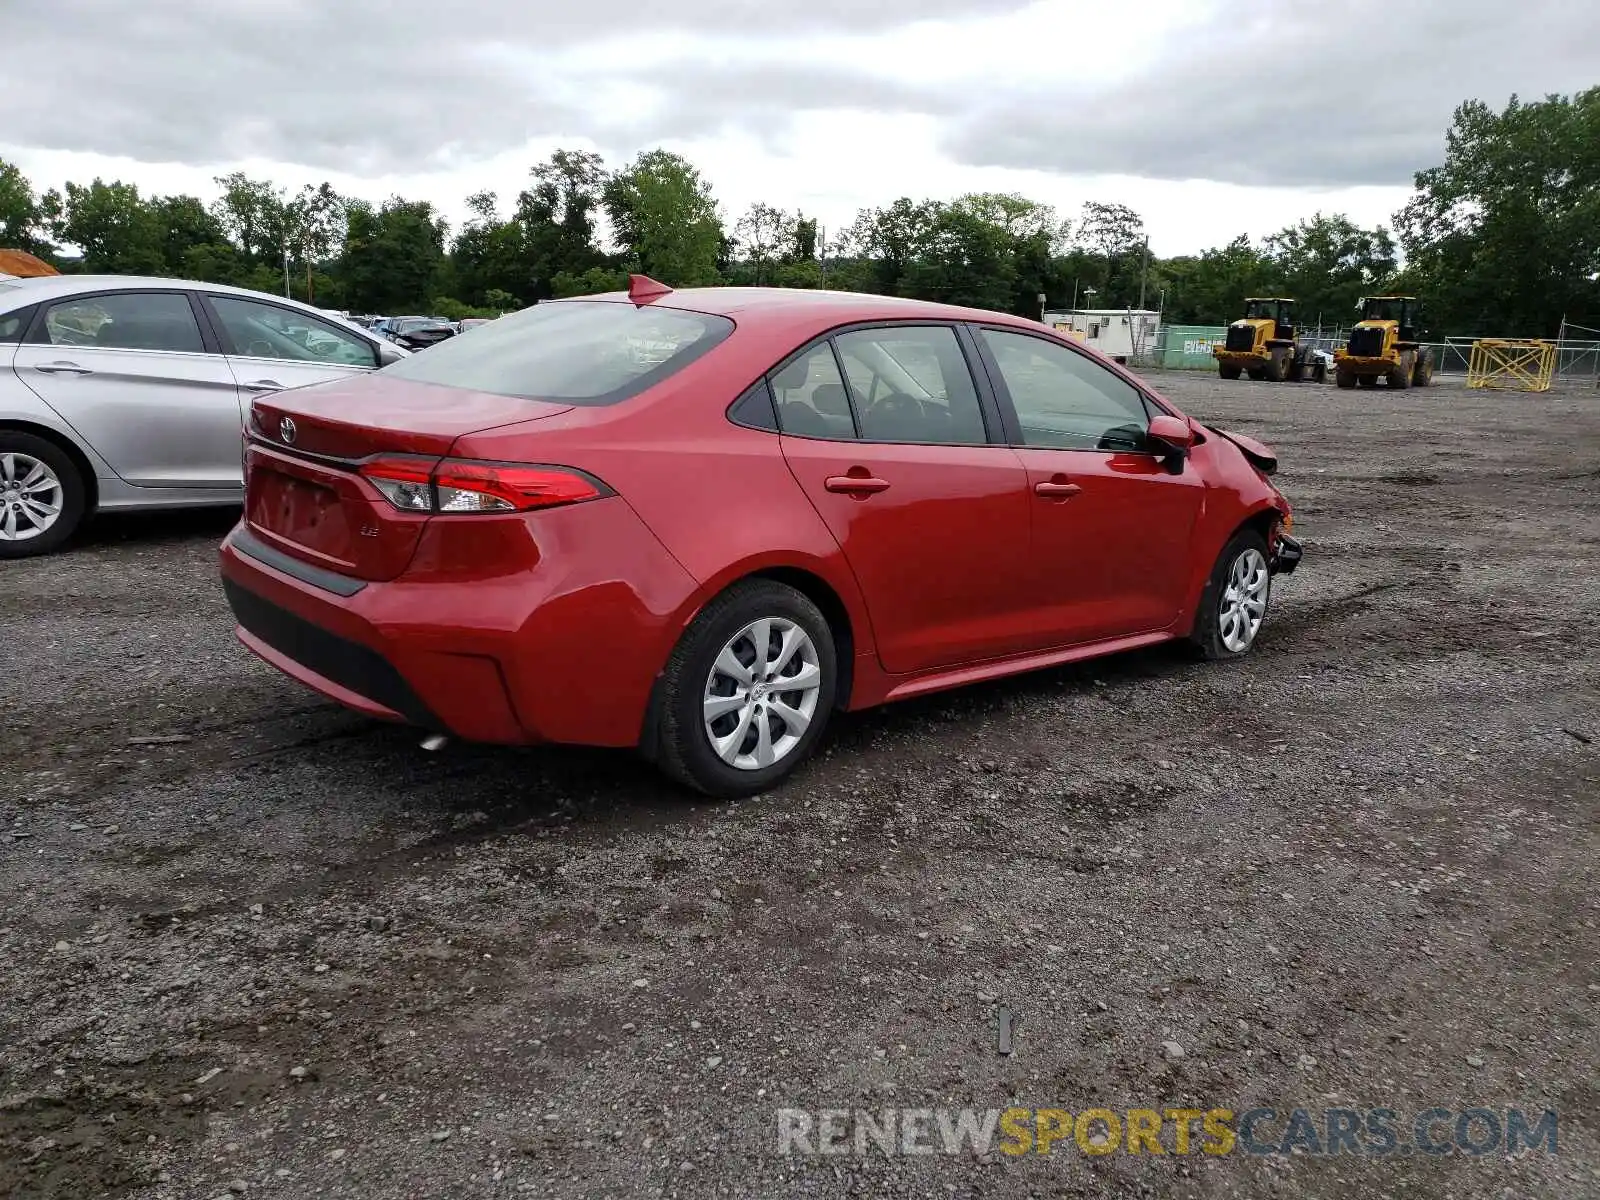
left=0, top=452, right=64, bottom=542
left=1219, top=546, right=1269, bottom=653
left=703, top=617, right=823, bottom=771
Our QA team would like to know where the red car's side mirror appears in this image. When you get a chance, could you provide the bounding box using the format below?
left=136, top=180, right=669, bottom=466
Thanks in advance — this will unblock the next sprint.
left=1147, top=413, right=1195, bottom=453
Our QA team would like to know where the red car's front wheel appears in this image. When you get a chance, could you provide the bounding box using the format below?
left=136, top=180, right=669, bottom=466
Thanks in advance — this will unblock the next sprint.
left=1191, top=530, right=1272, bottom=660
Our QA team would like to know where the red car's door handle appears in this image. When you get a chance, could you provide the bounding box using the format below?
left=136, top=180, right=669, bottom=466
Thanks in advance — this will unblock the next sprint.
left=825, top=474, right=891, bottom=495
left=1034, top=480, right=1082, bottom=499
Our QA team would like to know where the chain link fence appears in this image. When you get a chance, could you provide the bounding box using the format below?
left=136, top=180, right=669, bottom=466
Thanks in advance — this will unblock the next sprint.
left=1138, top=323, right=1600, bottom=386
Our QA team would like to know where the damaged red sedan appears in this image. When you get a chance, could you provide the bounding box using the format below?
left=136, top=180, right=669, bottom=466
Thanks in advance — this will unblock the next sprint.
left=219, top=279, right=1301, bottom=796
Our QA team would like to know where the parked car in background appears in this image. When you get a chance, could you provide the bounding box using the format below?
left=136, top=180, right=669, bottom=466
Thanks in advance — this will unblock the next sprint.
left=371, top=316, right=457, bottom=349
left=389, top=319, right=458, bottom=351
left=457, top=318, right=493, bottom=332
left=0, top=275, right=406, bottom=557
left=221, top=279, right=1301, bottom=797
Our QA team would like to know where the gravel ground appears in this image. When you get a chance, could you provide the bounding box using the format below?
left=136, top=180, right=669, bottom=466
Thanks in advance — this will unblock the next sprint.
left=2, top=371, right=1597, bottom=1200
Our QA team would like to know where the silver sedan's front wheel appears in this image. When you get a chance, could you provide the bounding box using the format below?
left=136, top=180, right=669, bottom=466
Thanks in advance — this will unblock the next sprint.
left=0, top=434, right=85, bottom=559
left=0, top=451, right=64, bottom=543
left=1218, top=546, right=1269, bottom=652
left=703, top=617, right=823, bottom=770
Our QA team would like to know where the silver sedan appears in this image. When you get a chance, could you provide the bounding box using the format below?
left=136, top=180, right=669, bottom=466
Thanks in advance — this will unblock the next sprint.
left=0, top=276, right=407, bottom=557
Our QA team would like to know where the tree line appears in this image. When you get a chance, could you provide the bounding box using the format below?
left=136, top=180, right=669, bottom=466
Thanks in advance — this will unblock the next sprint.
left=0, top=88, right=1595, bottom=336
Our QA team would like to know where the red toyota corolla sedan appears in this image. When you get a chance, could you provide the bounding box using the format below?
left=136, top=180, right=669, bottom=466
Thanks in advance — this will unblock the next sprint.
left=219, top=279, right=1301, bottom=796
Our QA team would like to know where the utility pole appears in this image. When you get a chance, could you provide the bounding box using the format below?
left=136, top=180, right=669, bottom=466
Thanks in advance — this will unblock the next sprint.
left=1137, top=233, right=1150, bottom=313
left=283, top=247, right=291, bottom=298
left=818, top=224, right=827, bottom=288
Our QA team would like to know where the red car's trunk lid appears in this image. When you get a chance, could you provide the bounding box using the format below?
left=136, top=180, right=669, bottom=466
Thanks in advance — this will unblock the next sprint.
left=245, top=376, right=573, bottom=581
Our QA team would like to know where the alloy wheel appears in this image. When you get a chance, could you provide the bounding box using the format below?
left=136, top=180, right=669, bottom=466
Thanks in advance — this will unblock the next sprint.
left=0, top=452, right=64, bottom=542
left=702, top=617, right=823, bottom=770
left=1219, top=547, right=1269, bottom=653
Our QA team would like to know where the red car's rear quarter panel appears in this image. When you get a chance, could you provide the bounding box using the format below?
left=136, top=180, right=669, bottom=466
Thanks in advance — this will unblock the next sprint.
left=221, top=493, right=701, bottom=748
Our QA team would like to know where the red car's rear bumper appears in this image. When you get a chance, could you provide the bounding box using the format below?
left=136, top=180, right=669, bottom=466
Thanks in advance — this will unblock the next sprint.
left=217, top=502, right=700, bottom=748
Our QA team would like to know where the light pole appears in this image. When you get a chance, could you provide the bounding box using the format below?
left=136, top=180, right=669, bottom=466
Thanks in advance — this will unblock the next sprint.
left=283, top=246, right=291, bottom=298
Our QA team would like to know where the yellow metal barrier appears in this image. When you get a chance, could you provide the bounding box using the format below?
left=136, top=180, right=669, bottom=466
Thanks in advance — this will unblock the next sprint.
left=1466, top=339, right=1556, bottom=392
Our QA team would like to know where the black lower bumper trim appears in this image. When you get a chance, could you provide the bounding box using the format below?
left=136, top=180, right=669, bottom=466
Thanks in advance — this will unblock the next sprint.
left=228, top=526, right=367, bottom=597
left=1271, top=532, right=1304, bottom=575
left=222, top=577, right=443, bottom=731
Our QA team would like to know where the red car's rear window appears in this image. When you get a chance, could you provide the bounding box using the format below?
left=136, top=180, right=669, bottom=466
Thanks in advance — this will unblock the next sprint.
left=379, top=299, right=732, bottom=406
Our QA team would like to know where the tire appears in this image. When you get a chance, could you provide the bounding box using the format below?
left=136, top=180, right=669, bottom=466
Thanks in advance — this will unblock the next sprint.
left=1219, top=364, right=1242, bottom=381
left=1286, top=357, right=1305, bottom=383
left=1189, top=529, right=1272, bottom=661
left=655, top=579, right=838, bottom=797
left=1335, top=366, right=1356, bottom=389
left=1412, top=348, right=1434, bottom=387
left=0, top=431, right=87, bottom=559
left=1263, top=349, right=1286, bottom=383
left=1246, top=367, right=1266, bottom=382
left=1312, top=363, right=1327, bottom=384
left=1388, top=351, right=1413, bottom=389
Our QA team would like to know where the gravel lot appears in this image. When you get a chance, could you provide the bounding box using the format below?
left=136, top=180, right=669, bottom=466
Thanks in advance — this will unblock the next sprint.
left=3, top=371, right=1597, bottom=1200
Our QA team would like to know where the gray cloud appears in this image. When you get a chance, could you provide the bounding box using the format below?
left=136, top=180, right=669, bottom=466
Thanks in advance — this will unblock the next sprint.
left=1, top=0, right=1020, bottom=173
left=5, top=0, right=1598, bottom=188
left=941, top=0, right=1600, bottom=187
left=601, top=62, right=949, bottom=146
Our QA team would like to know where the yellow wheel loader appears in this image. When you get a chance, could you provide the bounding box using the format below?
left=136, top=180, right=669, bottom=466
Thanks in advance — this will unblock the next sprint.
left=1213, top=298, right=1323, bottom=383
left=1333, top=295, right=1435, bottom=390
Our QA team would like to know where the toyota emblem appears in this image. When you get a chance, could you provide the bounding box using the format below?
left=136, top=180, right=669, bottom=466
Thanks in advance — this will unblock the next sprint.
left=279, top=416, right=297, bottom=444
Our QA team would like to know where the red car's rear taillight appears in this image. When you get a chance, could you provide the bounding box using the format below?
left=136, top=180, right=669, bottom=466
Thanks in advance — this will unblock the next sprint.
left=360, top=456, right=610, bottom=515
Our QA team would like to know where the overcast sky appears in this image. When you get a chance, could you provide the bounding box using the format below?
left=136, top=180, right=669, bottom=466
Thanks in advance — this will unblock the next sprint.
left=3, top=0, right=1597, bottom=256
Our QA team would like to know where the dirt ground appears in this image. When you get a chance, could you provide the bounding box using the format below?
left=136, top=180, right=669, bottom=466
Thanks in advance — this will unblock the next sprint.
left=2, top=371, right=1597, bottom=1200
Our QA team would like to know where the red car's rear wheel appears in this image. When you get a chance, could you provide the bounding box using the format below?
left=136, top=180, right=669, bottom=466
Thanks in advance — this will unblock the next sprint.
left=655, top=579, right=837, bottom=797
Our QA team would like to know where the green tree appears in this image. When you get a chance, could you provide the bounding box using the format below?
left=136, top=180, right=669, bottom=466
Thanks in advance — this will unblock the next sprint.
left=0, top=158, right=52, bottom=256
left=1070, top=201, right=1149, bottom=309
left=732, top=202, right=798, bottom=285
left=450, top=190, right=527, bottom=307
left=210, top=172, right=289, bottom=266
left=516, top=150, right=608, bottom=299
left=48, top=180, right=164, bottom=274
left=914, top=206, right=1016, bottom=309
left=1397, top=89, right=1600, bottom=335
left=550, top=265, right=629, bottom=298
left=603, top=150, right=723, bottom=287
left=1265, top=213, right=1396, bottom=330
left=840, top=198, right=939, bottom=297
left=148, top=194, right=228, bottom=278
left=340, top=197, right=448, bottom=313
left=284, top=183, right=346, bottom=303
left=1161, top=235, right=1275, bottom=324
left=953, top=192, right=1066, bottom=315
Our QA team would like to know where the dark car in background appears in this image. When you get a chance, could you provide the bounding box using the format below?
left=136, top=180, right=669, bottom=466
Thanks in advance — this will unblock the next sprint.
left=373, top=316, right=458, bottom=350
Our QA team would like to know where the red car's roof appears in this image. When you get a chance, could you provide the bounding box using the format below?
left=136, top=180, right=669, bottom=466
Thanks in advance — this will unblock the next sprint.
left=572, top=286, right=1046, bottom=335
